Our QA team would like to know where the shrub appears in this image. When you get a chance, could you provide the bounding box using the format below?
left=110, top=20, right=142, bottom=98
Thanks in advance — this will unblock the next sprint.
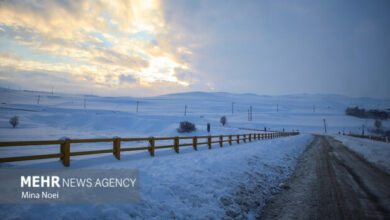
left=374, top=120, right=382, bottom=129
left=220, top=116, right=227, bottom=126
left=9, top=116, right=18, bottom=128
left=177, top=121, right=196, bottom=133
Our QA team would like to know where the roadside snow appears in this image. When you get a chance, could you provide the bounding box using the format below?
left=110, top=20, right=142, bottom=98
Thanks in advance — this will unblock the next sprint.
left=0, top=134, right=313, bottom=219
left=334, top=135, right=390, bottom=174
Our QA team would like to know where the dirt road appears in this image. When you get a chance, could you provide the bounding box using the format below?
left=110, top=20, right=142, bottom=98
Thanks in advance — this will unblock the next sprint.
left=260, top=135, right=390, bottom=220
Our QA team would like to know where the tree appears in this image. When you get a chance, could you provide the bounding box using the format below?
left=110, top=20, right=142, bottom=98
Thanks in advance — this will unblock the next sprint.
left=374, top=120, right=382, bottom=129
left=220, top=116, right=227, bottom=126
left=177, top=121, right=196, bottom=133
left=9, top=116, right=18, bottom=128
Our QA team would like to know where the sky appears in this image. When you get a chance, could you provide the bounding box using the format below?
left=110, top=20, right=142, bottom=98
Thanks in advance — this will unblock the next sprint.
left=0, top=0, right=389, bottom=98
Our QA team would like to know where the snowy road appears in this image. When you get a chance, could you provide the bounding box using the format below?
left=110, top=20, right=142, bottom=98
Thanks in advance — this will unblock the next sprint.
left=261, top=136, right=390, bottom=220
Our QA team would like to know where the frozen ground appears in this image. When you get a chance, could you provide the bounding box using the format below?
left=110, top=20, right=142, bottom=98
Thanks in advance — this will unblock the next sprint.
left=1, top=87, right=389, bottom=161
left=334, top=135, right=390, bottom=174
left=0, top=134, right=313, bottom=219
left=1, top=88, right=389, bottom=142
left=0, top=88, right=389, bottom=219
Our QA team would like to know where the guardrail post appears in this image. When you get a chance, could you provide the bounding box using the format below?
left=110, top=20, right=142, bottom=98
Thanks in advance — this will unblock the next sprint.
left=219, top=135, right=223, bottom=147
left=193, top=136, right=197, bottom=151
left=229, top=135, right=232, bottom=145
left=60, top=139, right=70, bottom=167
left=243, top=134, right=246, bottom=143
left=174, top=137, right=179, bottom=153
left=149, top=137, right=155, bottom=156
left=237, top=135, right=240, bottom=144
left=249, top=134, right=252, bottom=142
left=113, top=137, right=121, bottom=160
left=208, top=136, right=212, bottom=149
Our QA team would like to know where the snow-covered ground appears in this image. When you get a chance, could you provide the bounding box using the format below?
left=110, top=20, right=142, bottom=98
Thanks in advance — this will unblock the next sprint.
left=0, top=134, right=313, bottom=219
left=1, top=88, right=389, bottom=162
left=334, top=135, right=390, bottom=174
left=0, top=88, right=389, bottom=219
left=1, top=88, right=389, bottom=142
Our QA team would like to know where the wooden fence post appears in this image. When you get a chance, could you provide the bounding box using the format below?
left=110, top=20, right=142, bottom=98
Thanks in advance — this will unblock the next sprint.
left=249, top=134, right=252, bottom=142
left=229, top=135, right=232, bottom=145
left=60, top=139, right=70, bottom=167
left=149, top=137, right=155, bottom=156
left=237, top=135, right=240, bottom=144
left=174, top=137, right=179, bottom=153
left=193, top=136, right=197, bottom=151
left=208, top=136, right=212, bottom=149
left=253, top=133, right=256, bottom=140
left=243, top=134, right=246, bottom=143
left=219, top=135, right=223, bottom=147
left=113, top=137, right=121, bottom=160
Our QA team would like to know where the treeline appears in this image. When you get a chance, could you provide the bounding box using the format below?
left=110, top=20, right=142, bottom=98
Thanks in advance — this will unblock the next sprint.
left=345, top=107, right=389, bottom=120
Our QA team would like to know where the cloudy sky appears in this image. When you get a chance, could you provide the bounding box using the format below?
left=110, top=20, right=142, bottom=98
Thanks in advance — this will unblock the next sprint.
left=0, top=0, right=389, bottom=98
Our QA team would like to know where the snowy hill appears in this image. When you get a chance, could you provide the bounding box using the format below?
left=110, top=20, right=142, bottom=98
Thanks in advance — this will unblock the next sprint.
left=1, top=87, right=389, bottom=143
left=1, top=88, right=389, bottom=219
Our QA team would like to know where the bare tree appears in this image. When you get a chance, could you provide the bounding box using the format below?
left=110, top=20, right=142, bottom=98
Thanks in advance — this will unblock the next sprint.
left=220, top=116, right=227, bottom=126
left=9, top=116, right=19, bottom=128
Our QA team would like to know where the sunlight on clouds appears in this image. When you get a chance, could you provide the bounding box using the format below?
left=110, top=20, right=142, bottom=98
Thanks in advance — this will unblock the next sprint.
left=0, top=0, right=193, bottom=93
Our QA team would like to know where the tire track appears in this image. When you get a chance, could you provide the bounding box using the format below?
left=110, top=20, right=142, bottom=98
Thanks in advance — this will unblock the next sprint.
left=260, top=135, right=390, bottom=220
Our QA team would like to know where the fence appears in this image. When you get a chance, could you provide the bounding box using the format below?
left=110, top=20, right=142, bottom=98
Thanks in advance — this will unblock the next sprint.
left=346, top=134, right=389, bottom=143
left=0, top=132, right=299, bottom=167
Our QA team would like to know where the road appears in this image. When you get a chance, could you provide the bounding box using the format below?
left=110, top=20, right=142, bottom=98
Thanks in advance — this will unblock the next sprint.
left=260, top=135, right=390, bottom=220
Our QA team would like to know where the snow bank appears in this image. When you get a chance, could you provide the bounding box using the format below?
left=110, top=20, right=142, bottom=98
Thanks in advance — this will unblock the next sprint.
left=334, top=135, right=390, bottom=174
left=0, top=134, right=313, bottom=219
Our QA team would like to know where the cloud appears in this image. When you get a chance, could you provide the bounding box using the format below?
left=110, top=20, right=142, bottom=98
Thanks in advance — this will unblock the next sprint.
left=0, top=0, right=197, bottom=94
left=174, top=67, right=197, bottom=83
left=119, top=74, right=137, bottom=84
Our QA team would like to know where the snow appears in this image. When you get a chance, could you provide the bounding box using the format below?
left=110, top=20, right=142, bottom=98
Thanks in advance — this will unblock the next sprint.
left=1, top=88, right=389, bottom=144
left=0, top=134, right=313, bottom=219
left=0, top=88, right=389, bottom=218
left=333, top=135, right=390, bottom=174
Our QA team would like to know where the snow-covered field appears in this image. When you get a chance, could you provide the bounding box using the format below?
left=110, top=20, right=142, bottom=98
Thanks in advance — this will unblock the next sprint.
left=334, top=135, right=390, bottom=174
left=1, top=88, right=389, bottom=163
left=0, top=134, right=313, bottom=219
left=1, top=88, right=389, bottom=142
left=0, top=88, right=389, bottom=219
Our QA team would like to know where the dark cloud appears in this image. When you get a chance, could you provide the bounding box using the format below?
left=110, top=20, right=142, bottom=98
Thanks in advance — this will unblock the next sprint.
left=162, top=0, right=390, bottom=98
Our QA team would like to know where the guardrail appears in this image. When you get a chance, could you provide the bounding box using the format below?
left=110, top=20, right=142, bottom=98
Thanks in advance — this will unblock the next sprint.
left=0, top=132, right=299, bottom=167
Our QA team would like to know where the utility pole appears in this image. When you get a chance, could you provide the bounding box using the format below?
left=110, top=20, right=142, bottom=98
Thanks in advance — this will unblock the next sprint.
left=250, top=106, right=252, bottom=121
left=37, top=95, right=40, bottom=105
left=248, top=106, right=252, bottom=121
left=136, top=101, right=139, bottom=113
left=323, top=118, right=327, bottom=134
left=232, top=102, right=234, bottom=114
left=184, top=105, right=187, bottom=116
